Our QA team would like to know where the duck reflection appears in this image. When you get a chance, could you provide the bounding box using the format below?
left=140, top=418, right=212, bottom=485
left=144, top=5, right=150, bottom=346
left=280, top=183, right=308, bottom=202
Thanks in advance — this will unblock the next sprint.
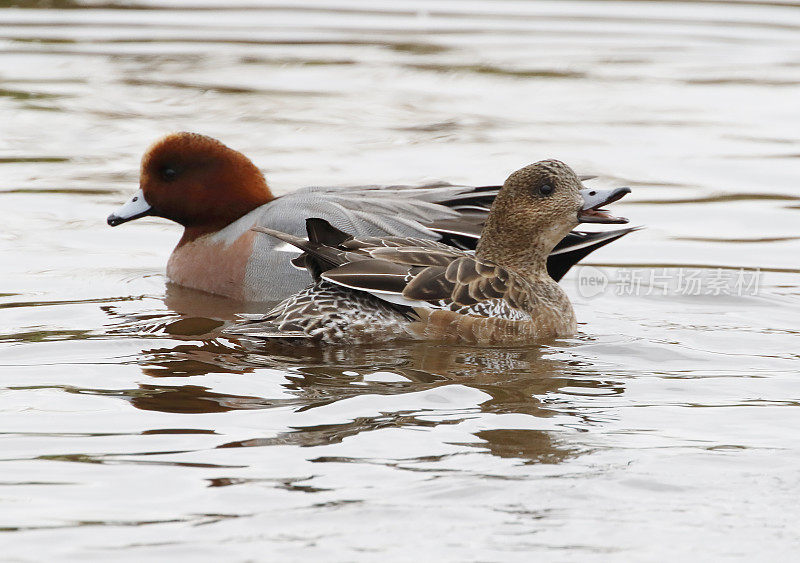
left=130, top=384, right=304, bottom=414
left=133, top=340, right=619, bottom=465
left=457, top=429, right=576, bottom=465
left=100, top=287, right=625, bottom=466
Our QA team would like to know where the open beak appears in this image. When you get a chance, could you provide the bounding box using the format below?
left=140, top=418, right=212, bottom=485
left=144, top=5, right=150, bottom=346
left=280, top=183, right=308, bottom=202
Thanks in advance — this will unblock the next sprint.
left=578, top=187, right=631, bottom=224
left=107, top=189, right=153, bottom=226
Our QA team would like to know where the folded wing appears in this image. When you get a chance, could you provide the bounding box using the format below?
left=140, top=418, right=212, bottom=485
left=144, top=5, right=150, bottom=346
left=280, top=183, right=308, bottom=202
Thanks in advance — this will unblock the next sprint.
left=264, top=182, right=635, bottom=282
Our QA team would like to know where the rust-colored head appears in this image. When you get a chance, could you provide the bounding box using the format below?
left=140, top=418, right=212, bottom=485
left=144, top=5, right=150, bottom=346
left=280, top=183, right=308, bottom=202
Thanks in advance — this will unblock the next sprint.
left=108, top=133, right=273, bottom=242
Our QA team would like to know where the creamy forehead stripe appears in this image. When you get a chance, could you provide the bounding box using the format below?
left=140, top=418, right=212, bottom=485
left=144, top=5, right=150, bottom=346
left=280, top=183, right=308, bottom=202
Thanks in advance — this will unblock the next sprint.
left=109, top=189, right=152, bottom=220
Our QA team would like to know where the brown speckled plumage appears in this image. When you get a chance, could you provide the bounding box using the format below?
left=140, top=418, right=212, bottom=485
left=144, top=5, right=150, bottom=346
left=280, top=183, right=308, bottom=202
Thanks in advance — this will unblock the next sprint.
left=227, top=159, right=633, bottom=345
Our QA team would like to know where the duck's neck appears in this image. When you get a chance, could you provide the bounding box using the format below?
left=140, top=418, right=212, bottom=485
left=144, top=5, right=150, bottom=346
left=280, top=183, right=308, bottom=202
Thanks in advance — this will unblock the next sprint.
left=476, top=222, right=554, bottom=281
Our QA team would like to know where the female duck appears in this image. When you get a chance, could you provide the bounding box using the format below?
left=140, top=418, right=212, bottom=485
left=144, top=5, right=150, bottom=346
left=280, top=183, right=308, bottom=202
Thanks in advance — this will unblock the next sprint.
left=107, top=133, right=633, bottom=301
left=227, top=159, right=633, bottom=345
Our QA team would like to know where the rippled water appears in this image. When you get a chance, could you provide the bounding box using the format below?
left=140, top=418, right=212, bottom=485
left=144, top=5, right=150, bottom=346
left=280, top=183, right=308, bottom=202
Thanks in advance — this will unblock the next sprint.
left=2, top=1, right=800, bottom=559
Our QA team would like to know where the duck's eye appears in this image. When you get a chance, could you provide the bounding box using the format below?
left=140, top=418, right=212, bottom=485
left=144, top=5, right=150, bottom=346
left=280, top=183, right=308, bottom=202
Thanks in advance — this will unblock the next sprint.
left=161, top=166, right=178, bottom=182
left=539, top=183, right=554, bottom=196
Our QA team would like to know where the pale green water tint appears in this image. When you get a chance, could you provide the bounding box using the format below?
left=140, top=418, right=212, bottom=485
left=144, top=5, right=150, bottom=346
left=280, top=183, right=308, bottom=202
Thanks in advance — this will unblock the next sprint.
left=2, top=0, right=800, bottom=559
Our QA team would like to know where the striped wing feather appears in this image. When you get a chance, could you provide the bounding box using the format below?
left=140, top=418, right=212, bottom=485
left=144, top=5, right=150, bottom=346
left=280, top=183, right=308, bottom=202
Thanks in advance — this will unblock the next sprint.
left=319, top=259, right=420, bottom=295
left=319, top=241, right=523, bottom=315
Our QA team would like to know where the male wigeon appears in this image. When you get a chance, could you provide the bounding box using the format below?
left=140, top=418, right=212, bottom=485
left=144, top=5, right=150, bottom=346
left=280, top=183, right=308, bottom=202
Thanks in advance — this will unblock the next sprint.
left=108, top=133, right=633, bottom=302
left=226, top=159, right=634, bottom=344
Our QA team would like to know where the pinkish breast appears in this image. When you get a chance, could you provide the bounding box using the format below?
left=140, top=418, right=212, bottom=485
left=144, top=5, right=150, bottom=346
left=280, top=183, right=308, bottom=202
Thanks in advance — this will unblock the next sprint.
left=166, top=230, right=257, bottom=300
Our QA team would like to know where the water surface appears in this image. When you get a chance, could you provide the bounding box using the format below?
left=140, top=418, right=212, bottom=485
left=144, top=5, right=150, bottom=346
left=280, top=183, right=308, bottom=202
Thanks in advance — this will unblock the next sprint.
left=2, top=1, right=800, bottom=560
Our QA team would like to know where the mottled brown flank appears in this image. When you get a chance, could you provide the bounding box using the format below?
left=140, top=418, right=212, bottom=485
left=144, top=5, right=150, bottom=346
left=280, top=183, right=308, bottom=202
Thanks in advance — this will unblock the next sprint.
left=139, top=132, right=273, bottom=244
left=227, top=282, right=416, bottom=344
left=409, top=308, right=561, bottom=344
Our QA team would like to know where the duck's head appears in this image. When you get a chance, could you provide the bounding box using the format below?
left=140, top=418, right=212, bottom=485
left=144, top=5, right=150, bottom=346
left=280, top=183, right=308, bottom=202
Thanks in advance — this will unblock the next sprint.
left=476, top=159, right=630, bottom=275
left=107, top=133, right=273, bottom=240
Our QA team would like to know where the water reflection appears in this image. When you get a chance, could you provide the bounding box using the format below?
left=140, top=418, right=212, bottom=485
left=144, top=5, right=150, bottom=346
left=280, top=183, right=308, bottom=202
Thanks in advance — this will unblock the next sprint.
left=125, top=325, right=624, bottom=413
left=98, top=297, right=624, bottom=470
left=218, top=411, right=462, bottom=449
left=130, top=384, right=295, bottom=414
left=458, top=429, right=578, bottom=465
left=140, top=342, right=254, bottom=377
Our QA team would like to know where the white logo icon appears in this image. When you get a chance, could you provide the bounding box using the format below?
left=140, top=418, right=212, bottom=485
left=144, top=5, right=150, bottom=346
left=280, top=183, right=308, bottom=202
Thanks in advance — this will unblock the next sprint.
left=575, top=266, right=608, bottom=298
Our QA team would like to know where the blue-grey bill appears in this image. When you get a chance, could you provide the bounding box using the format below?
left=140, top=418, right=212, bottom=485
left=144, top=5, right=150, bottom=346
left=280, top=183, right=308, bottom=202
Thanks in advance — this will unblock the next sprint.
left=578, top=187, right=631, bottom=224
left=107, top=189, right=153, bottom=226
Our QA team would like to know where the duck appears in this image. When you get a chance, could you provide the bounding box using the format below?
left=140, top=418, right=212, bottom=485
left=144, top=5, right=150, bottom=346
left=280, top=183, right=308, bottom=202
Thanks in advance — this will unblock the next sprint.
left=107, top=132, right=634, bottom=302
left=225, top=159, right=634, bottom=345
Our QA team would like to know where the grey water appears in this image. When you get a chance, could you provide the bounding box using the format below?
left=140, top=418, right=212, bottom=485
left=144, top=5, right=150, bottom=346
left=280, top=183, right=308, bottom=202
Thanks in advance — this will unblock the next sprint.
left=2, top=1, right=800, bottom=560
